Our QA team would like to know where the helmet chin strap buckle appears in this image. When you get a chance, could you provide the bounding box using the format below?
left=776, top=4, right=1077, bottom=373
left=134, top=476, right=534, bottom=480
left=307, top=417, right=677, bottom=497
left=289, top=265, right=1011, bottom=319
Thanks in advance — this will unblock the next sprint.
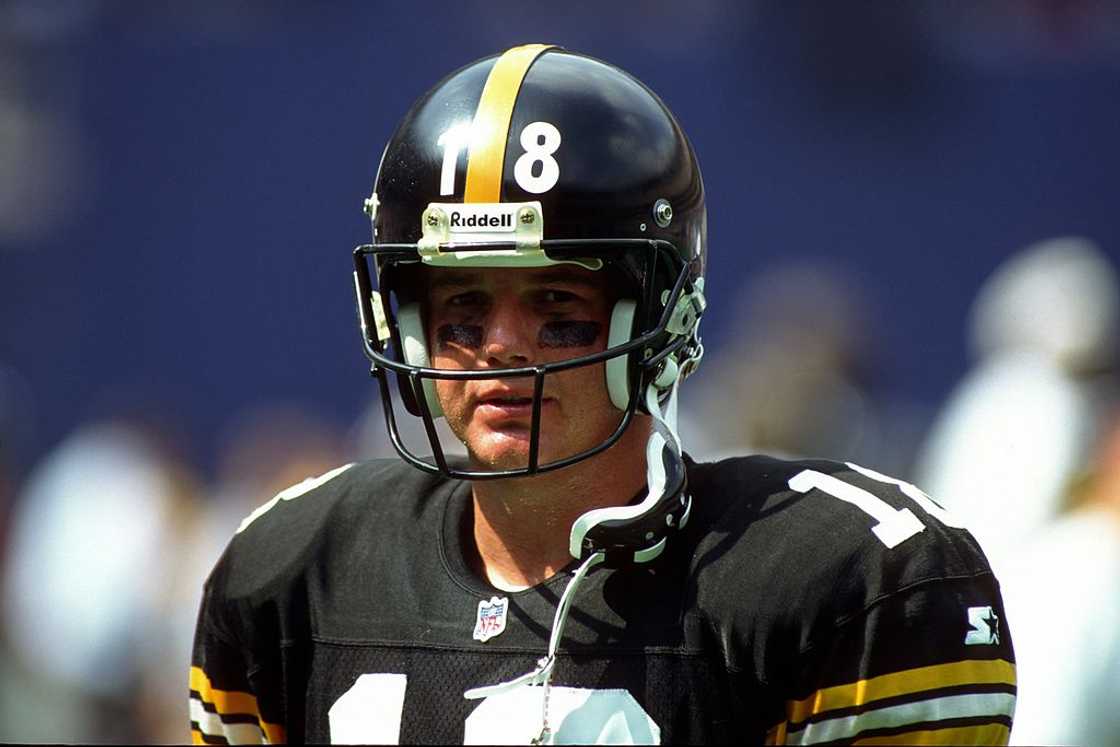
left=664, top=278, right=706, bottom=336
left=653, top=357, right=679, bottom=389
left=568, top=378, right=689, bottom=566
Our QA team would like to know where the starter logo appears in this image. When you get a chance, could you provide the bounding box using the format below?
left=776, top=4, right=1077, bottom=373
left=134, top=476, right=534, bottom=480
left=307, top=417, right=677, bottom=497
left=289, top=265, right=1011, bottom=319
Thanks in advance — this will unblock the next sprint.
left=473, top=596, right=509, bottom=642
left=964, top=605, right=1000, bottom=646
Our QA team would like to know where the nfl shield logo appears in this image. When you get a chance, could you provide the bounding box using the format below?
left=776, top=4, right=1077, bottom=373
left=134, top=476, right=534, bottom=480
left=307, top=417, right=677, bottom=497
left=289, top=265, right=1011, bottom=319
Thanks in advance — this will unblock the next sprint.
left=473, top=596, right=509, bottom=642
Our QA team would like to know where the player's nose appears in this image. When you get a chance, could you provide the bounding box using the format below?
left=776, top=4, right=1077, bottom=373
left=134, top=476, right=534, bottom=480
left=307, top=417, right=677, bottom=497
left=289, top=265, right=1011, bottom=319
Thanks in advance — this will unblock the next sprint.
left=482, top=299, right=534, bottom=367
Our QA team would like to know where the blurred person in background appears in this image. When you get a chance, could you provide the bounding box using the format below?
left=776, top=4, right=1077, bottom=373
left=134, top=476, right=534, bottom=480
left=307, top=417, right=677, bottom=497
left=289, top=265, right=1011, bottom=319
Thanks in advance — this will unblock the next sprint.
left=205, top=403, right=352, bottom=547
left=0, top=406, right=347, bottom=743
left=1000, top=409, right=1120, bottom=746
left=0, top=419, right=200, bottom=743
left=684, top=262, right=928, bottom=477
left=915, top=237, right=1120, bottom=578
left=148, top=404, right=348, bottom=743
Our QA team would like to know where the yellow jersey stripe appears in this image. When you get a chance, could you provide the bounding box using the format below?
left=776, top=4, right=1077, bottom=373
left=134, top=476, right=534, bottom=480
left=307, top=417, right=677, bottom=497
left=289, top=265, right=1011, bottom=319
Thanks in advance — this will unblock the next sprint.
left=189, top=667, right=286, bottom=743
left=261, top=720, right=286, bottom=744
left=464, top=43, right=555, bottom=203
left=190, top=727, right=205, bottom=745
left=788, top=659, right=1016, bottom=724
left=789, top=692, right=1015, bottom=745
left=764, top=719, right=788, bottom=745
left=768, top=719, right=1010, bottom=747
left=852, top=722, right=1010, bottom=745
left=189, top=665, right=287, bottom=742
left=766, top=721, right=1010, bottom=747
left=191, top=702, right=270, bottom=744
left=190, top=665, right=260, bottom=716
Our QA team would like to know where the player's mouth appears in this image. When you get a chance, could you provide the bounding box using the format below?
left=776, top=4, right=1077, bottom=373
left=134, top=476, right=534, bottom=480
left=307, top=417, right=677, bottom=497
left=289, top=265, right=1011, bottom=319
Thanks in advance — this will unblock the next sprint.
left=473, top=392, right=555, bottom=421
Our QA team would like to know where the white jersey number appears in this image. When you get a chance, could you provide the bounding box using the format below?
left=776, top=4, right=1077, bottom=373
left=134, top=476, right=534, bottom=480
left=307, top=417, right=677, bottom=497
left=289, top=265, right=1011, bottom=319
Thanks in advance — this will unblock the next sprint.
left=329, top=673, right=659, bottom=744
left=329, top=673, right=407, bottom=744
left=788, top=462, right=964, bottom=549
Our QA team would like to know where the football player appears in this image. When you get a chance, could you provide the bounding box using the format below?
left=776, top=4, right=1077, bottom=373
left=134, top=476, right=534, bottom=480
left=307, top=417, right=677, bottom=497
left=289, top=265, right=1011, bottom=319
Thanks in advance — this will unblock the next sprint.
left=190, top=45, right=1016, bottom=744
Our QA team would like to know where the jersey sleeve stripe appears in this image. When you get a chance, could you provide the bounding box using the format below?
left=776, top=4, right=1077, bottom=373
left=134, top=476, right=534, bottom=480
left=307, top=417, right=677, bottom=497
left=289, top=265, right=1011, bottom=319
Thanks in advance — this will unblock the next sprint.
left=785, top=693, right=1016, bottom=745
left=765, top=720, right=788, bottom=745
left=766, top=714, right=1011, bottom=746
left=259, top=719, right=285, bottom=744
left=189, top=666, right=260, bottom=717
left=191, top=726, right=230, bottom=745
left=190, top=699, right=264, bottom=744
left=793, top=682, right=1015, bottom=728
left=850, top=722, right=1010, bottom=745
left=191, top=696, right=267, bottom=725
left=786, top=658, right=1016, bottom=724
left=189, top=666, right=287, bottom=744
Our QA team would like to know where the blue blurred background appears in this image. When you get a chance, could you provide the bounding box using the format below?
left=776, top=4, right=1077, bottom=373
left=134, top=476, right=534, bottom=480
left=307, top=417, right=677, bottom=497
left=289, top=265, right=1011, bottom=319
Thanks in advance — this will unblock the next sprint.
left=2, top=1, right=1120, bottom=742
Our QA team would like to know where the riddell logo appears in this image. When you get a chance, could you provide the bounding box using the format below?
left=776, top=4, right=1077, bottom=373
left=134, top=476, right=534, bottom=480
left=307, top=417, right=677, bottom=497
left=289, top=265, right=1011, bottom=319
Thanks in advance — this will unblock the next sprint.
left=449, top=210, right=512, bottom=228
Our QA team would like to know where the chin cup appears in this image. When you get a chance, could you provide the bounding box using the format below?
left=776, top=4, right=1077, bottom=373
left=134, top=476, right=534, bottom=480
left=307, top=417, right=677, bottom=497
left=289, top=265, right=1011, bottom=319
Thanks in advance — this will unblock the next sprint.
left=568, top=421, right=691, bottom=567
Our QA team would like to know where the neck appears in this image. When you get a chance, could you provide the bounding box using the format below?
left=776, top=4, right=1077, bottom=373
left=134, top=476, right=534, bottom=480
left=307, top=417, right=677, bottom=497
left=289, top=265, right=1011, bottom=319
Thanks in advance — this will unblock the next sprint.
left=470, top=416, right=651, bottom=590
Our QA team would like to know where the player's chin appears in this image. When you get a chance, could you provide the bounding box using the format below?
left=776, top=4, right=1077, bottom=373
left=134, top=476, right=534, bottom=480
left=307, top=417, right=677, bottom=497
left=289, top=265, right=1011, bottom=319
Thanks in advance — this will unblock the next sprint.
left=467, top=427, right=582, bottom=471
left=468, top=428, right=533, bottom=469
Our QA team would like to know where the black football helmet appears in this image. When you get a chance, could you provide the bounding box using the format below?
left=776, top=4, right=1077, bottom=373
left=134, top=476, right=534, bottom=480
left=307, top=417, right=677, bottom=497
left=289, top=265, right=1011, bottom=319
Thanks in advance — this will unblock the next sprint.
left=352, top=44, right=706, bottom=560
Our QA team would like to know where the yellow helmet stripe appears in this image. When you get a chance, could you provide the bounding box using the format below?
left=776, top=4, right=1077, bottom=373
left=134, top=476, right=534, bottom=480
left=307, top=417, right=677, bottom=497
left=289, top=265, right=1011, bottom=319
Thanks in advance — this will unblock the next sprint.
left=464, top=44, right=555, bottom=203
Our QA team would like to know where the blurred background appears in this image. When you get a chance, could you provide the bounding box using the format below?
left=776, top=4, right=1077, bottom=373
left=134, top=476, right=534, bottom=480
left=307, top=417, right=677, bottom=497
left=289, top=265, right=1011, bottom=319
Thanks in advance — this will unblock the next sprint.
left=1, top=0, right=1119, bottom=743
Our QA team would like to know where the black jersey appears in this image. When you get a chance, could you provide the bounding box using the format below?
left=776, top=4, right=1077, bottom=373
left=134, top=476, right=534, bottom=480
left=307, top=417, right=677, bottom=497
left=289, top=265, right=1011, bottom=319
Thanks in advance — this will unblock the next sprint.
left=190, top=456, right=1015, bottom=745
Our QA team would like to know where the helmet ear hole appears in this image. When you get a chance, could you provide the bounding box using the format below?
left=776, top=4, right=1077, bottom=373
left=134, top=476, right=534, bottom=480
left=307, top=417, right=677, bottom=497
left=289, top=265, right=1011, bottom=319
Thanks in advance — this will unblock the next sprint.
left=396, top=304, right=444, bottom=418
left=606, top=299, right=638, bottom=410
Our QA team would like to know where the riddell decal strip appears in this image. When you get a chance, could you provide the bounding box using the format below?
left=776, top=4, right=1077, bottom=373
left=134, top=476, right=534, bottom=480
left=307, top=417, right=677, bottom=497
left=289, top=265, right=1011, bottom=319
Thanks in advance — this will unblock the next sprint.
left=464, top=43, right=554, bottom=203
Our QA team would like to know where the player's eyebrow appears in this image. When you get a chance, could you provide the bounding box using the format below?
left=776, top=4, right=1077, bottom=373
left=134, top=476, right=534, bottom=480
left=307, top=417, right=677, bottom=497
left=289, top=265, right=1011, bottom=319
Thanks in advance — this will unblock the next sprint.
left=529, top=269, right=605, bottom=289
left=424, top=271, right=483, bottom=292
left=423, top=268, right=605, bottom=292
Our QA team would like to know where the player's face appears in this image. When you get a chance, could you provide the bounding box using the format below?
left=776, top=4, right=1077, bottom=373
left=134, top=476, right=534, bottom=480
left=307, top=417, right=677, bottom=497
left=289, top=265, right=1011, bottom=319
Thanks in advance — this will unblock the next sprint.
left=423, top=265, right=622, bottom=471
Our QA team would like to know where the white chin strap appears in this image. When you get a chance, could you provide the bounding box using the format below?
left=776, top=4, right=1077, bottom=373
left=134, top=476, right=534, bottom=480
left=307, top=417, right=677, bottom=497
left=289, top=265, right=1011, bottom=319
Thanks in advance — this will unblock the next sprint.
left=567, top=369, right=686, bottom=563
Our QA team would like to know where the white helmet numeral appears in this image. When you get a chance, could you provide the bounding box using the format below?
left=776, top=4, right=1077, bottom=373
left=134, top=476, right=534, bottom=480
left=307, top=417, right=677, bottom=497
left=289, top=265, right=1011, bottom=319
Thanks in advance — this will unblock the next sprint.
left=436, top=121, right=562, bottom=196
left=513, top=121, right=561, bottom=194
left=436, top=124, right=471, bottom=196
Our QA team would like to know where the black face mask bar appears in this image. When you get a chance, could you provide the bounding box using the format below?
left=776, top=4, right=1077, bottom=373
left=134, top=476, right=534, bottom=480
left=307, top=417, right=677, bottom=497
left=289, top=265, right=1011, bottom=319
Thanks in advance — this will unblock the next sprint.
left=352, top=239, right=701, bottom=480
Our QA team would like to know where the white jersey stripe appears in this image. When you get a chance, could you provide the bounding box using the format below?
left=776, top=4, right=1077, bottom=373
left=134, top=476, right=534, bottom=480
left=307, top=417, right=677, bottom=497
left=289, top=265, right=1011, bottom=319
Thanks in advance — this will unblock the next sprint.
left=237, top=463, right=354, bottom=534
left=190, top=696, right=266, bottom=744
left=788, top=691, right=1016, bottom=745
